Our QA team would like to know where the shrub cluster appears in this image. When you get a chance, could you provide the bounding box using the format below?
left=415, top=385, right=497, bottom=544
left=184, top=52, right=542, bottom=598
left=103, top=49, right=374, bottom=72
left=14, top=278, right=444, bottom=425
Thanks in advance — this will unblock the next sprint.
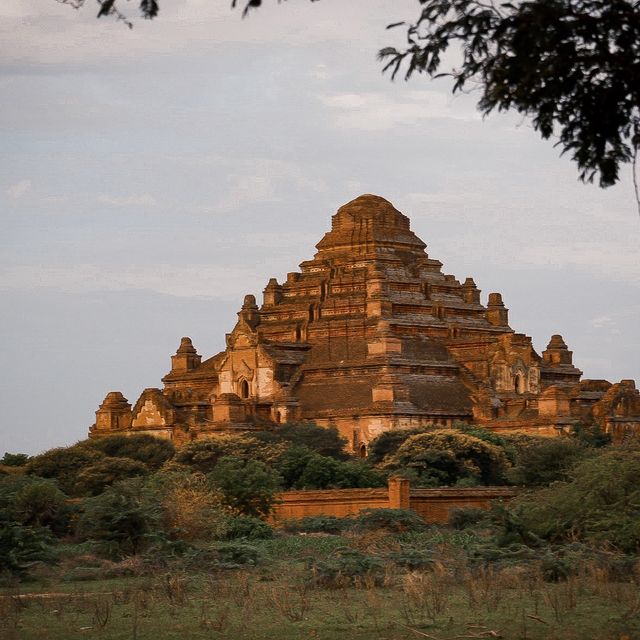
left=1, top=420, right=632, bottom=582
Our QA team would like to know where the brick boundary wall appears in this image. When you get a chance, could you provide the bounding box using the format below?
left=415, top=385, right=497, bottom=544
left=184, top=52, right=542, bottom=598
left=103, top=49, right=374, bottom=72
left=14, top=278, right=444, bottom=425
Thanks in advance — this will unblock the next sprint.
left=270, top=477, right=517, bottom=524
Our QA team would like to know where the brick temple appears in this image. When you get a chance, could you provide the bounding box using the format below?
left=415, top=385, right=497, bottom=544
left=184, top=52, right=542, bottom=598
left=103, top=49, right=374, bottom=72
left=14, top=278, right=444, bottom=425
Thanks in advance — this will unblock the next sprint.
left=90, top=195, right=640, bottom=450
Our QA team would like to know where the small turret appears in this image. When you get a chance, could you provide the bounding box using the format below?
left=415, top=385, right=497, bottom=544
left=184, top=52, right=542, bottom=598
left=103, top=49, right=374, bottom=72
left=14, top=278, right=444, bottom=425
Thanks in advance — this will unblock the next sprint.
left=462, top=277, right=481, bottom=304
left=542, top=334, right=573, bottom=366
left=263, top=278, right=283, bottom=307
left=93, top=391, right=132, bottom=433
left=486, top=292, right=509, bottom=327
left=238, top=294, right=260, bottom=330
left=170, top=337, right=202, bottom=373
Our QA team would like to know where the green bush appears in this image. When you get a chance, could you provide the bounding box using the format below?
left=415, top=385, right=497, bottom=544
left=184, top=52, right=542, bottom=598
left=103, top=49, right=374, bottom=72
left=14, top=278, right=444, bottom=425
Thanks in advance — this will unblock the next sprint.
left=76, top=478, right=162, bottom=558
left=224, top=514, right=273, bottom=540
left=506, top=436, right=587, bottom=486
left=254, top=422, right=348, bottom=459
left=291, top=451, right=337, bottom=489
left=26, top=445, right=105, bottom=496
left=282, top=515, right=352, bottom=535
left=367, top=428, right=427, bottom=465
left=76, top=456, right=150, bottom=496
left=0, top=513, right=56, bottom=578
left=449, top=506, right=490, bottom=530
left=83, top=434, right=175, bottom=469
left=0, top=475, right=72, bottom=536
left=515, top=447, right=640, bottom=552
left=571, top=423, right=612, bottom=448
left=308, top=548, right=385, bottom=588
left=329, top=459, right=387, bottom=489
left=1, top=452, right=30, bottom=467
left=208, top=456, right=282, bottom=518
left=539, top=550, right=575, bottom=582
left=214, top=541, right=260, bottom=567
left=274, top=447, right=386, bottom=490
left=14, top=480, right=70, bottom=533
left=452, top=422, right=518, bottom=463
left=388, top=547, right=434, bottom=569
left=175, top=434, right=283, bottom=473
left=271, top=445, right=314, bottom=488
left=387, top=430, right=509, bottom=486
left=354, top=508, right=427, bottom=533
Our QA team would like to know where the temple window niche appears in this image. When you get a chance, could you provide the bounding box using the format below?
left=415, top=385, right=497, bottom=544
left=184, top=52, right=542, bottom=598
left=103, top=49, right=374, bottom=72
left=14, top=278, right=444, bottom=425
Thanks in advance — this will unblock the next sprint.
left=239, top=379, right=250, bottom=399
left=514, top=373, right=526, bottom=394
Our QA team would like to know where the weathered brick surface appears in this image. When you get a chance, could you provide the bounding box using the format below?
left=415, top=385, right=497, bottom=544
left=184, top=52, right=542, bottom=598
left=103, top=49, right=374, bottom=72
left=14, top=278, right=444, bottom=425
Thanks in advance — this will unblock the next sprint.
left=90, top=195, right=640, bottom=446
left=269, top=480, right=516, bottom=524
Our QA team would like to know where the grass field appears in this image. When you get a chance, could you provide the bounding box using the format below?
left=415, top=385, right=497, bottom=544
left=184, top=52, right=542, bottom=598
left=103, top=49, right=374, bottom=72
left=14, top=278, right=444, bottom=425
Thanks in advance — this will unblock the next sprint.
left=2, top=533, right=639, bottom=640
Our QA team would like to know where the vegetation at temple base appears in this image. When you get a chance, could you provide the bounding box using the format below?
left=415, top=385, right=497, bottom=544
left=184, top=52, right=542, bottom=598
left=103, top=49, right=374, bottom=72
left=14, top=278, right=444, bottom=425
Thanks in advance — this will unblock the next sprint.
left=83, top=434, right=175, bottom=470
left=383, top=429, right=510, bottom=487
left=0, top=452, right=30, bottom=467
left=207, top=456, right=282, bottom=518
left=253, top=422, right=349, bottom=459
left=2, top=424, right=639, bottom=638
left=174, top=433, right=284, bottom=473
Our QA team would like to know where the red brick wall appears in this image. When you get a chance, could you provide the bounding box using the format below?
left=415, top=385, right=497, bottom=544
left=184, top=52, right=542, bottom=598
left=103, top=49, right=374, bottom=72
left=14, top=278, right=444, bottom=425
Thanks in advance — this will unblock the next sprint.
left=409, top=487, right=516, bottom=523
left=271, top=487, right=389, bottom=522
left=270, top=478, right=516, bottom=524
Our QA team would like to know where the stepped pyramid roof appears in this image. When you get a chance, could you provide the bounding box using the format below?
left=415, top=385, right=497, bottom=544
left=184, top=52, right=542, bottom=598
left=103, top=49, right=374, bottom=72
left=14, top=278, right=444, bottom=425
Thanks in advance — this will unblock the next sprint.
left=91, top=195, right=640, bottom=447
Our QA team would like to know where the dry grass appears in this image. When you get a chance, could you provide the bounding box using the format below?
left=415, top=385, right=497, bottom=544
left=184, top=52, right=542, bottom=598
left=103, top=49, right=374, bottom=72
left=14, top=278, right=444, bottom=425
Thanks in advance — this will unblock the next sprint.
left=2, top=537, right=639, bottom=640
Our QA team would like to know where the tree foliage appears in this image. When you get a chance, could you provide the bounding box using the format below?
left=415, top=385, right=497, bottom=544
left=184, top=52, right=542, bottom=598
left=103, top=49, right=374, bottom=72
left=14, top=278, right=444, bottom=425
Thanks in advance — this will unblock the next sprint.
left=514, top=447, right=640, bottom=552
left=207, top=456, right=282, bottom=518
left=0, top=475, right=71, bottom=536
left=294, top=452, right=386, bottom=490
left=0, top=520, right=55, bottom=577
left=77, top=479, right=162, bottom=557
left=271, top=444, right=385, bottom=489
left=0, top=476, right=62, bottom=576
left=175, top=434, right=284, bottom=474
left=571, top=422, right=612, bottom=448
left=76, top=456, right=150, bottom=496
left=506, top=435, right=587, bottom=486
left=367, top=428, right=428, bottom=465
left=386, top=429, right=510, bottom=486
left=26, top=445, right=105, bottom=496
left=160, top=473, right=228, bottom=541
left=83, top=434, right=175, bottom=470
left=1, top=453, right=30, bottom=467
left=12, top=481, right=68, bottom=530
left=253, top=422, right=348, bottom=459
left=353, top=508, right=428, bottom=533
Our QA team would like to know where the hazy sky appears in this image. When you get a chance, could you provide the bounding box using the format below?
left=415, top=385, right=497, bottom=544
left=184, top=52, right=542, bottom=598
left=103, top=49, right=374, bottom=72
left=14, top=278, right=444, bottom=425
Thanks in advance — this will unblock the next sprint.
left=1, top=0, right=639, bottom=455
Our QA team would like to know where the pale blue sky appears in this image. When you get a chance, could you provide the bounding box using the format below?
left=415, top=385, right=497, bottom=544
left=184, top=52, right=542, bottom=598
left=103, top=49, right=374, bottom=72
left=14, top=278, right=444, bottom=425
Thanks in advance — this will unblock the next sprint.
left=1, top=0, right=639, bottom=454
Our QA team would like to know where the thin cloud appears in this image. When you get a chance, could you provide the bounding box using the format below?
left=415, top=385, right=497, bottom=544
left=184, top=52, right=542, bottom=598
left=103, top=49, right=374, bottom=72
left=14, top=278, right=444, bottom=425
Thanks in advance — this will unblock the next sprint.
left=97, top=194, right=157, bottom=207
left=0, top=263, right=265, bottom=300
left=6, top=179, right=31, bottom=199
left=216, top=175, right=278, bottom=213
left=319, top=90, right=480, bottom=130
left=215, top=158, right=328, bottom=212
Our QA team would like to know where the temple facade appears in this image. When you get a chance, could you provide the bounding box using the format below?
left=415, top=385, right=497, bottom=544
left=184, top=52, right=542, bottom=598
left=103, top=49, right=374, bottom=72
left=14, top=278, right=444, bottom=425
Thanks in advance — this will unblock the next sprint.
left=90, top=195, right=640, bottom=451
